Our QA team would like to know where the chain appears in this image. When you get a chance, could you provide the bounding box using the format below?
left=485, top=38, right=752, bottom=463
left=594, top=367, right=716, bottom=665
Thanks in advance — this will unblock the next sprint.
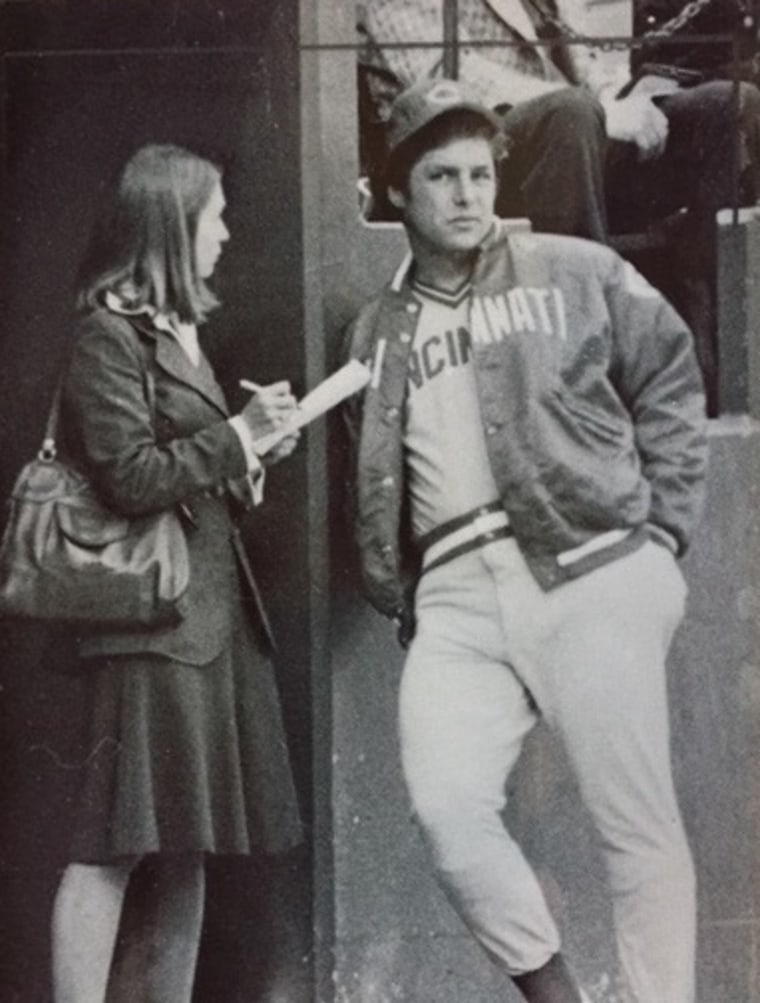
left=642, top=0, right=723, bottom=41
left=526, top=0, right=725, bottom=50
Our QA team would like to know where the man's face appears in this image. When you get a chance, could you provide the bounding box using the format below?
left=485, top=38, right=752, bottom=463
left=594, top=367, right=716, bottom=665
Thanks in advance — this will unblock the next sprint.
left=391, top=136, right=497, bottom=257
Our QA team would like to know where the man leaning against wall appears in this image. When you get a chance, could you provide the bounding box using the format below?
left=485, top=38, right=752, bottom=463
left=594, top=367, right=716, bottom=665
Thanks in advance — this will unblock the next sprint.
left=343, top=76, right=708, bottom=1003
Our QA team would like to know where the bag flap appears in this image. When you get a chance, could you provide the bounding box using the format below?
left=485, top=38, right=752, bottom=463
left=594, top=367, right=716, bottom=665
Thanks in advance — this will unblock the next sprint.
left=56, top=502, right=131, bottom=547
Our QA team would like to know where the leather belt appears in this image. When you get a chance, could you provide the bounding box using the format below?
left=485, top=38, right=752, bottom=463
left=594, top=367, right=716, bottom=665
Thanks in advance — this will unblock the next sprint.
left=419, top=502, right=513, bottom=575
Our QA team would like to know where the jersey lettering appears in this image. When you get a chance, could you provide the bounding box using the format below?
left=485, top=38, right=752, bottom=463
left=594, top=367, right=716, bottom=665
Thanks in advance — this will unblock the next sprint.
left=470, top=286, right=568, bottom=345
left=409, top=327, right=472, bottom=391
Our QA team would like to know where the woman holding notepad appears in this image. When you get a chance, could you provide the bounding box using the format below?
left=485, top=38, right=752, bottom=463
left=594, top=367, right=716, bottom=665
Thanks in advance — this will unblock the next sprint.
left=51, top=143, right=303, bottom=1003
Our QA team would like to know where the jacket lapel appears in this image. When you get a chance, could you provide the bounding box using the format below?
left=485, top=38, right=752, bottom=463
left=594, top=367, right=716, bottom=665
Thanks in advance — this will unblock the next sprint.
left=131, top=315, right=230, bottom=417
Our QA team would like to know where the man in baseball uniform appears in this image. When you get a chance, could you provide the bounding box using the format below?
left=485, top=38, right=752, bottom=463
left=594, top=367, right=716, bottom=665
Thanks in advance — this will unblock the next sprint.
left=344, top=77, right=708, bottom=1003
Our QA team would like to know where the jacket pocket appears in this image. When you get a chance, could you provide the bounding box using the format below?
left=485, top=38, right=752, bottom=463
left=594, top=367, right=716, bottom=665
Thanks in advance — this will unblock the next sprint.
left=551, top=388, right=629, bottom=446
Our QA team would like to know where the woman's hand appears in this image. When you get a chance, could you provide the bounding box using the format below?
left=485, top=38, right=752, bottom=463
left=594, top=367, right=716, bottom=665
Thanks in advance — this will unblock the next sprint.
left=239, top=381, right=298, bottom=441
left=261, top=431, right=301, bottom=466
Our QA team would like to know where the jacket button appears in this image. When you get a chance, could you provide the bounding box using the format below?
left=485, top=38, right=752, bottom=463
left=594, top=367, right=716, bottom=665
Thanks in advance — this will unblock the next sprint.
left=381, top=475, right=394, bottom=488
left=486, top=424, right=499, bottom=436
left=406, top=302, right=419, bottom=314
left=386, top=406, right=399, bottom=419
left=399, top=332, right=412, bottom=343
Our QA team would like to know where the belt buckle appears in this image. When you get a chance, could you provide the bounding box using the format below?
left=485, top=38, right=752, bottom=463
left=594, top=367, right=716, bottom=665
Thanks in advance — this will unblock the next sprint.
left=472, top=512, right=494, bottom=537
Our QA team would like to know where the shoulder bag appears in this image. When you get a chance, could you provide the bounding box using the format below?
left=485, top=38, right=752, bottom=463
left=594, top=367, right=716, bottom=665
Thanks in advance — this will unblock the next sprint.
left=0, top=374, right=190, bottom=627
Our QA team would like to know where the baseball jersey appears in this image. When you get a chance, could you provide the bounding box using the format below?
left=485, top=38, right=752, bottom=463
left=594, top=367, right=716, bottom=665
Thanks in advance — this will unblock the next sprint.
left=404, top=276, right=501, bottom=539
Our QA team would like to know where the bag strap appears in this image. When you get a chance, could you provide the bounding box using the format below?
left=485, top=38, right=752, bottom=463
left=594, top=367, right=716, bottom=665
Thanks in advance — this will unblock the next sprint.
left=39, top=381, right=63, bottom=461
left=127, top=318, right=158, bottom=421
left=40, top=320, right=157, bottom=463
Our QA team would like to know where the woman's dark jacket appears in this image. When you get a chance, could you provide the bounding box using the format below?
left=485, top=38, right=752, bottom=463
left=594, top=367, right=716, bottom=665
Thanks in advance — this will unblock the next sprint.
left=61, top=306, right=269, bottom=664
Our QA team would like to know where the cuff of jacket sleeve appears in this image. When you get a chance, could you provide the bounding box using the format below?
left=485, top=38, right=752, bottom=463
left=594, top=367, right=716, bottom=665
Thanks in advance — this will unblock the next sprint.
left=228, top=416, right=266, bottom=505
left=228, top=416, right=263, bottom=474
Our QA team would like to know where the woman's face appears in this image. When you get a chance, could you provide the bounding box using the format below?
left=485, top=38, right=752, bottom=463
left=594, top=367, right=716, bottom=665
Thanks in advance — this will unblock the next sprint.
left=194, top=181, right=229, bottom=280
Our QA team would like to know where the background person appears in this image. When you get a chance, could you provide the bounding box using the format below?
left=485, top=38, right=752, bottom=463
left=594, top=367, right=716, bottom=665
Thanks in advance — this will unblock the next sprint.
left=50, top=143, right=303, bottom=1003
left=344, top=78, right=708, bottom=1003
left=358, top=0, right=759, bottom=235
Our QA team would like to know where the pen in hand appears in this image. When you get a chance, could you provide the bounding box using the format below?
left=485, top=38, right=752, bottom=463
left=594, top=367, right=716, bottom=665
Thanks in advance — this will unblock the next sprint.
left=239, top=378, right=299, bottom=418
left=239, top=379, right=263, bottom=393
left=239, top=379, right=299, bottom=446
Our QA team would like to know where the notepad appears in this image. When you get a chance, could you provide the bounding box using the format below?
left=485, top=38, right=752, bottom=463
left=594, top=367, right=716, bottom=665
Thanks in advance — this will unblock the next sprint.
left=252, top=359, right=371, bottom=455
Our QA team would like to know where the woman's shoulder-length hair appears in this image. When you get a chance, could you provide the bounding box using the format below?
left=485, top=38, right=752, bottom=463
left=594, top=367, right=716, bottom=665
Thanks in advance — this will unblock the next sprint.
left=76, top=144, right=222, bottom=324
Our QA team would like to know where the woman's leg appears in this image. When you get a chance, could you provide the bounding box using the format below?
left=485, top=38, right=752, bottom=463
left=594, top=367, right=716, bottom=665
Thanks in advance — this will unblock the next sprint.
left=108, top=853, right=206, bottom=1003
left=51, top=858, right=138, bottom=1003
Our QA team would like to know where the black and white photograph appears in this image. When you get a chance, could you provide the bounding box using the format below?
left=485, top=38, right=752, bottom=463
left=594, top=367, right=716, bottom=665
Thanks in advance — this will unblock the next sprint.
left=1, top=2, right=759, bottom=1001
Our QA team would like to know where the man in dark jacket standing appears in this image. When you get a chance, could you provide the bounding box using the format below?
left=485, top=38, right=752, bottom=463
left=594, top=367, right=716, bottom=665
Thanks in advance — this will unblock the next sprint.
left=344, top=78, right=708, bottom=1003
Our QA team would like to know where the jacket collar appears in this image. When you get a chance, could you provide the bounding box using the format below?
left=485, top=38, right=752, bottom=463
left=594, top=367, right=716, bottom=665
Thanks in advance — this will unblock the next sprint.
left=389, top=217, right=507, bottom=296
left=104, top=295, right=229, bottom=417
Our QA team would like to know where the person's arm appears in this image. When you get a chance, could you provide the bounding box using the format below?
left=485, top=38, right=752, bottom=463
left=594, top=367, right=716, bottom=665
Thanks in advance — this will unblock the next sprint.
left=63, top=314, right=262, bottom=516
left=559, top=0, right=671, bottom=158
left=602, top=254, right=709, bottom=554
left=459, top=50, right=565, bottom=107
left=360, top=0, right=445, bottom=88
left=558, top=0, right=632, bottom=93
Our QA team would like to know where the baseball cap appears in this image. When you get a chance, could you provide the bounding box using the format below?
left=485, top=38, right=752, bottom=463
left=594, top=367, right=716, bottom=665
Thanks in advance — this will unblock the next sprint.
left=386, top=77, right=502, bottom=160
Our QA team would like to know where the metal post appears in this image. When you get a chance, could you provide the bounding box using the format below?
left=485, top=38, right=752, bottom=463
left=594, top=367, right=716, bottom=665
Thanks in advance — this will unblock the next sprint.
left=442, top=0, right=459, bottom=78
left=731, top=31, right=741, bottom=225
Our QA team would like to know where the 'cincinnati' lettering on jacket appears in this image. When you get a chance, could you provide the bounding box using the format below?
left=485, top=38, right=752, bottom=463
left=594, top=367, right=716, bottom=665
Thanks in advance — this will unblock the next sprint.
left=470, top=286, right=568, bottom=345
left=407, top=286, right=568, bottom=390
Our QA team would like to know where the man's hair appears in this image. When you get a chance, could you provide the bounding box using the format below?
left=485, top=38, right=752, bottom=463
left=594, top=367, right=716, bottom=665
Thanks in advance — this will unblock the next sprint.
left=77, top=144, right=222, bottom=324
left=384, top=108, right=507, bottom=199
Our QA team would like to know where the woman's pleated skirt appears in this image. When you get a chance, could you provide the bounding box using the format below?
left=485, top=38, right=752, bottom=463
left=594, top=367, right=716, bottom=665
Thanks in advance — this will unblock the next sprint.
left=68, top=610, right=302, bottom=863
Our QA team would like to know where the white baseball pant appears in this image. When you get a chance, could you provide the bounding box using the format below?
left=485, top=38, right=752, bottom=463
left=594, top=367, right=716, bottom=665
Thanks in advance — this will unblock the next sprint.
left=400, top=537, right=696, bottom=1003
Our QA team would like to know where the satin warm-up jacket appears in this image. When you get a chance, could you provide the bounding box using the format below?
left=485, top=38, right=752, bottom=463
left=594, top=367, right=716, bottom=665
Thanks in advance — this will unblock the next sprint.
left=344, top=222, right=708, bottom=623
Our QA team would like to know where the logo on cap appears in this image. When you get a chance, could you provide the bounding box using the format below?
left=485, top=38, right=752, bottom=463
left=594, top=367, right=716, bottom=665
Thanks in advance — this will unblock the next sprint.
left=426, top=82, right=466, bottom=106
